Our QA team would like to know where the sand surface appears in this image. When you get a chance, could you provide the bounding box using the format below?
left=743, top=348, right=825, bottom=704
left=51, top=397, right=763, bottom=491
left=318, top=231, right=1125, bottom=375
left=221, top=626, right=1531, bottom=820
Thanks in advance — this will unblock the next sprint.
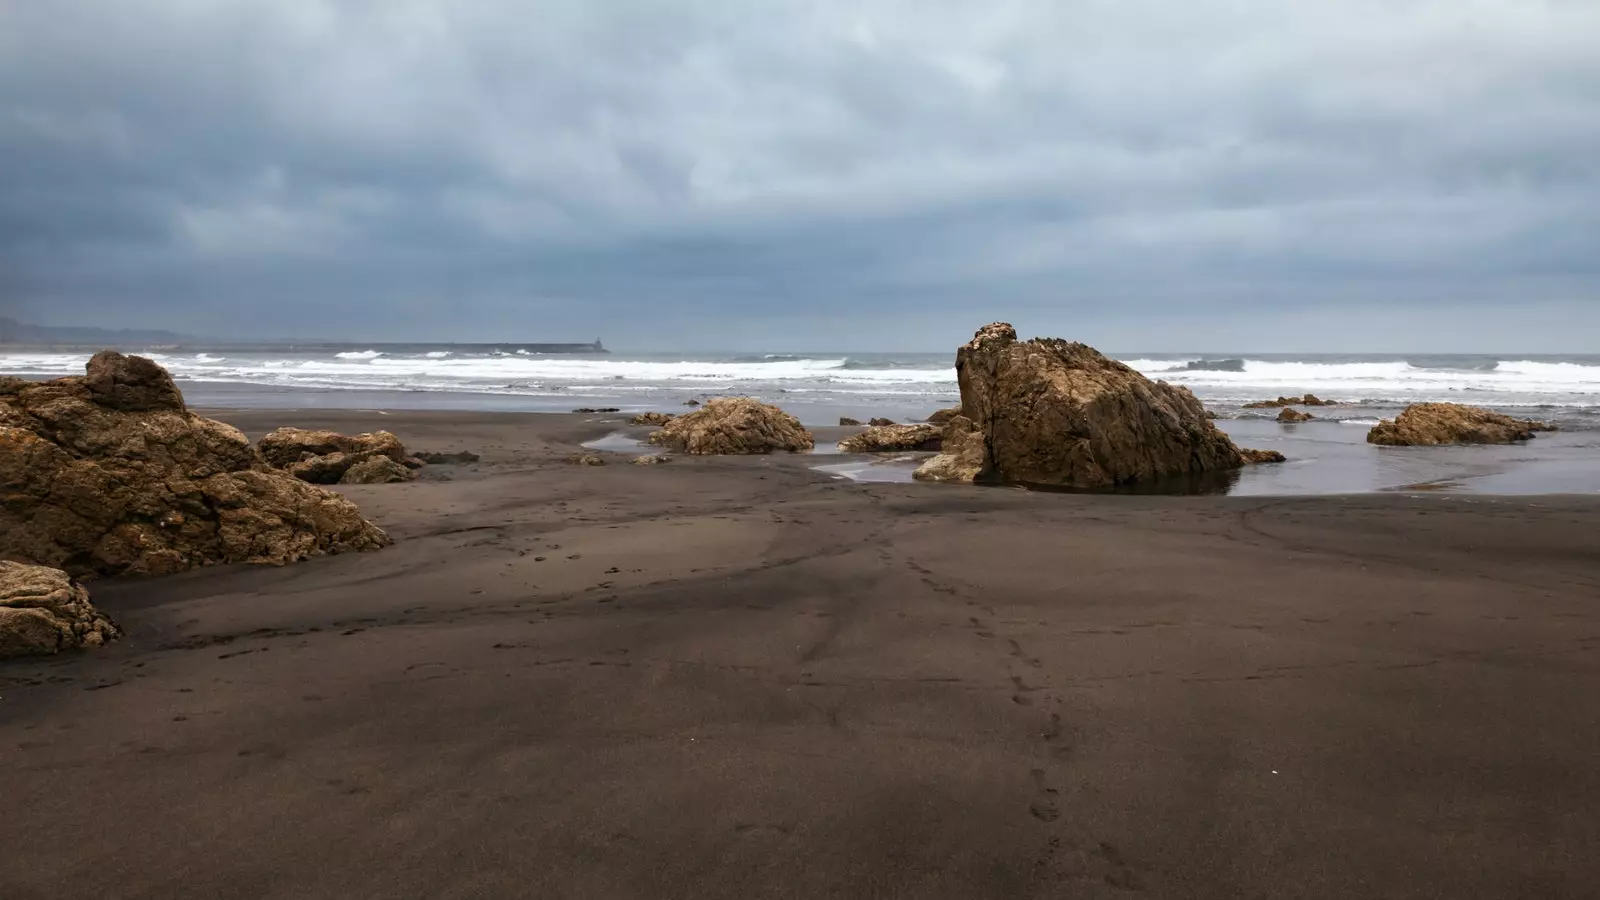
left=3, top=410, right=1598, bottom=899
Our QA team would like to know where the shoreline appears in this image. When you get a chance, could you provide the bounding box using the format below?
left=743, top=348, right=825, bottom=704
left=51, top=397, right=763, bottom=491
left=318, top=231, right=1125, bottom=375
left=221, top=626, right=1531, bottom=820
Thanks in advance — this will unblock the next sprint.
left=4, top=407, right=1598, bottom=898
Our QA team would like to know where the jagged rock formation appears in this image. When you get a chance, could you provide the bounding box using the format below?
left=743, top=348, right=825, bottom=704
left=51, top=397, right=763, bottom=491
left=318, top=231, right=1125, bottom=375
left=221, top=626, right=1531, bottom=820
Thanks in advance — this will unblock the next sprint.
left=257, top=427, right=418, bottom=485
left=1367, top=403, right=1555, bottom=446
left=0, top=352, right=389, bottom=577
left=630, top=412, right=676, bottom=426
left=646, top=398, right=814, bottom=455
left=911, top=324, right=1282, bottom=488
left=0, top=561, right=121, bottom=659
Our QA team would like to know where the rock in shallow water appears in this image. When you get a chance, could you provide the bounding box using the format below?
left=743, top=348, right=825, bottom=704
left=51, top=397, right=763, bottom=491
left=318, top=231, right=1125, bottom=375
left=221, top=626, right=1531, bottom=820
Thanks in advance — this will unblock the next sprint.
left=839, top=423, right=943, bottom=453
left=646, top=398, right=814, bottom=455
left=913, top=323, right=1278, bottom=488
left=1367, top=403, right=1555, bottom=446
left=0, top=561, right=120, bottom=659
left=1277, top=408, right=1315, bottom=423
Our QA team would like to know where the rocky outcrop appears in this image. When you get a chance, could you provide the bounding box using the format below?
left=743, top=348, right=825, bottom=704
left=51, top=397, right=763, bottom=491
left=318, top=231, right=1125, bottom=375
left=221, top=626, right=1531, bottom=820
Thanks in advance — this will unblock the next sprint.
left=1238, top=448, right=1287, bottom=464
left=414, top=450, right=479, bottom=465
left=1244, top=394, right=1339, bottom=409
left=1367, top=403, right=1555, bottom=446
left=838, top=417, right=863, bottom=427
left=912, top=416, right=988, bottom=483
left=258, top=427, right=417, bottom=485
left=630, top=412, right=676, bottom=426
left=839, top=424, right=943, bottom=453
left=925, top=406, right=962, bottom=426
left=646, top=398, right=814, bottom=455
left=0, top=353, right=389, bottom=578
left=0, top=562, right=120, bottom=659
left=914, top=323, right=1274, bottom=488
left=868, top=417, right=896, bottom=427
left=1277, top=408, right=1314, bottom=424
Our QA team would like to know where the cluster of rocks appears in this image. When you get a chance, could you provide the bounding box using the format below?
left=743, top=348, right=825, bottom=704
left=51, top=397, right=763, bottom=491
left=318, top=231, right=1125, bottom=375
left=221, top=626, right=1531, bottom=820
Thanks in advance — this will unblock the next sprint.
left=1368, top=403, right=1555, bottom=446
left=0, top=352, right=390, bottom=580
left=257, top=427, right=420, bottom=485
left=647, top=398, right=814, bottom=455
left=838, top=424, right=943, bottom=453
left=1244, top=394, right=1340, bottom=408
left=909, top=324, right=1284, bottom=488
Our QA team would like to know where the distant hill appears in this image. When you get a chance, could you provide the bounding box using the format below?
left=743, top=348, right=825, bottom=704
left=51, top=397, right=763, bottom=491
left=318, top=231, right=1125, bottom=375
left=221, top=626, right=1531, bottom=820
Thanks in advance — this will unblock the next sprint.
left=0, top=317, right=197, bottom=345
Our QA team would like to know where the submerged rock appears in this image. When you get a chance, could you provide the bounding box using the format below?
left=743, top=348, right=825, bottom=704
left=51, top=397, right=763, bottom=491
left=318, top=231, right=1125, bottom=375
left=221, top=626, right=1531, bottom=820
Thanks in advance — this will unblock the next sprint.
left=630, top=412, right=676, bottom=426
left=925, top=406, right=962, bottom=426
left=915, top=323, right=1266, bottom=488
left=838, top=417, right=863, bottom=427
left=0, top=562, right=120, bottom=659
left=839, top=424, right=943, bottom=453
left=0, top=353, right=388, bottom=578
left=1277, top=408, right=1315, bottom=424
left=912, top=416, right=988, bottom=483
left=1367, top=403, right=1555, bottom=446
left=646, top=397, right=814, bottom=455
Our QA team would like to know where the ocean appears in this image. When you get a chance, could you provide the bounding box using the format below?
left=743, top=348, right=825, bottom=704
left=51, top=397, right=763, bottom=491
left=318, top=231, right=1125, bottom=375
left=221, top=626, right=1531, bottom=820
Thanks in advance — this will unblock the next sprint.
left=3, top=345, right=1599, bottom=426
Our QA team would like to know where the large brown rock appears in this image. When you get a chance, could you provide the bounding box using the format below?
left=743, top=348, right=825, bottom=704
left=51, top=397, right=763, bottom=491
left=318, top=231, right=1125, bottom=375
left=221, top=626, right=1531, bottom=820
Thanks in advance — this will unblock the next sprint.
left=258, top=427, right=415, bottom=485
left=918, top=323, right=1267, bottom=488
left=925, top=406, right=962, bottom=426
left=1367, top=403, right=1555, bottom=446
left=646, top=398, right=814, bottom=455
left=339, top=455, right=416, bottom=484
left=0, top=561, right=120, bottom=659
left=1277, top=408, right=1314, bottom=424
left=0, top=353, right=390, bottom=578
left=838, top=424, right=943, bottom=453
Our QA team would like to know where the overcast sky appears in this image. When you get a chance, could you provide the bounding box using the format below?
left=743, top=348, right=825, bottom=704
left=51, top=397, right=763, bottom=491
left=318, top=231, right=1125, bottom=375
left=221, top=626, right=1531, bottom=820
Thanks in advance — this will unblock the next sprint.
left=2, top=0, right=1597, bottom=351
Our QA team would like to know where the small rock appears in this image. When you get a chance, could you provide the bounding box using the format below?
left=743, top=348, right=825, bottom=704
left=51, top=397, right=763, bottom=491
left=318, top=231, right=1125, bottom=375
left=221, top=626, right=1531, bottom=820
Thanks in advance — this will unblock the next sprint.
left=572, top=407, right=620, bottom=414
left=631, top=455, right=670, bottom=465
left=630, top=412, right=676, bottom=426
left=839, top=417, right=863, bottom=426
left=414, top=450, right=480, bottom=465
left=1277, top=408, right=1314, bottom=424
left=868, top=417, right=896, bottom=427
left=0, top=562, right=121, bottom=659
left=566, top=454, right=607, bottom=466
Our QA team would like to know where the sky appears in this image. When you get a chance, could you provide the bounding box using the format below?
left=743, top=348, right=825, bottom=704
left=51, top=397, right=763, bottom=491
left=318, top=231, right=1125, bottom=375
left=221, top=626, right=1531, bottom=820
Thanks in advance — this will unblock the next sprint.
left=2, top=0, right=1598, bottom=352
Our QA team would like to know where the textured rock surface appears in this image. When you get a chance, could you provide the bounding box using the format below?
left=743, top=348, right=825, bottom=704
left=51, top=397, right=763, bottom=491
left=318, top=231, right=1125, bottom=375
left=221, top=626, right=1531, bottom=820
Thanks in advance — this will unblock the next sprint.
left=630, top=412, right=676, bottom=426
left=646, top=398, right=814, bottom=455
left=868, top=417, right=896, bottom=427
left=566, top=454, right=607, bottom=466
left=631, top=455, right=671, bottom=465
left=259, top=428, right=414, bottom=484
left=839, top=424, right=943, bottom=453
left=0, top=353, right=390, bottom=578
left=920, top=323, right=1260, bottom=488
left=1277, top=408, right=1315, bottom=423
left=925, top=406, right=962, bottom=426
left=339, top=456, right=417, bottom=484
left=0, top=561, right=120, bottom=658
left=838, top=417, right=863, bottom=427
left=912, top=416, right=988, bottom=483
left=1238, top=448, right=1288, bottom=464
left=1367, top=403, right=1555, bottom=446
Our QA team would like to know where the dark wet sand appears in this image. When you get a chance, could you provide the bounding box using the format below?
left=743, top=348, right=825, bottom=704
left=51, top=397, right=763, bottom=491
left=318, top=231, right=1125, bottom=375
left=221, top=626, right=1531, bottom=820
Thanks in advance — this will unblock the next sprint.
left=4, top=410, right=1599, bottom=899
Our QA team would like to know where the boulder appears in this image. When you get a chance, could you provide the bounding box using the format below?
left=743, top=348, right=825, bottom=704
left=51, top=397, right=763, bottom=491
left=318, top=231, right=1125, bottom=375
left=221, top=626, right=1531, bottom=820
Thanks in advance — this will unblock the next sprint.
left=631, top=455, right=671, bottom=466
left=258, top=427, right=412, bottom=485
left=1367, top=403, right=1555, bottom=446
left=839, top=424, right=943, bottom=453
left=916, top=323, right=1263, bottom=488
left=838, top=417, right=863, bottom=427
left=567, top=453, right=607, bottom=466
left=1277, top=408, right=1314, bottom=424
left=913, top=416, right=988, bottom=483
left=684, top=399, right=701, bottom=407
left=0, top=353, right=389, bottom=578
left=925, top=406, right=962, bottom=426
left=0, top=561, right=120, bottom=659
left=868, top=417, right=896, bottom=427
left=414, top=450, right=479, bottom=465
left=630, top=412, right=676, bottom=426
left=646, top=398, right=814, bottom=455
left=339, top=456, right=416, bottom=484
left=1238, top=448, right=1287, bottom=464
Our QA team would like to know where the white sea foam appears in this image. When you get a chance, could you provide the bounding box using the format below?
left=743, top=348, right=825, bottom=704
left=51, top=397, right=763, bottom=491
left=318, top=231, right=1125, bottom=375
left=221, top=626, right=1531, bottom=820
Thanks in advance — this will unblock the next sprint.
left=334, top=350, right=384, bottom=360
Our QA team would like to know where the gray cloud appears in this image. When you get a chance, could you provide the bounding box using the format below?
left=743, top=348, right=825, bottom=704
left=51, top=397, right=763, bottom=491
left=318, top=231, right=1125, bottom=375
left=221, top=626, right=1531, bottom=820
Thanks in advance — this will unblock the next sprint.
left=2, top=0, right=1597, bottom=350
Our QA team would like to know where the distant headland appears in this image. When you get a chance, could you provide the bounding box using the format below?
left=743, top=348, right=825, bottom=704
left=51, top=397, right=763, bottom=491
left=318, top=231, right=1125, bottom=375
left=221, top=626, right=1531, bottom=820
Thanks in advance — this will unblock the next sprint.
left=0, top=319, right=606, bottom=354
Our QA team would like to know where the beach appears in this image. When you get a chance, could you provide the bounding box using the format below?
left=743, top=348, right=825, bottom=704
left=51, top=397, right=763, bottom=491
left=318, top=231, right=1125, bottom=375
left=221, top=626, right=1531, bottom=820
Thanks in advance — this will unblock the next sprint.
left=3, top=408, right=1598, bottom=899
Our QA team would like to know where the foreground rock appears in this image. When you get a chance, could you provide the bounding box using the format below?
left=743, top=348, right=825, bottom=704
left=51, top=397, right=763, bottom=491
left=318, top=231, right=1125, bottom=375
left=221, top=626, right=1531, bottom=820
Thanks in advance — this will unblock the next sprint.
left=258, top=427, right=417, bottom=485
left=1367, top=403, right=1555, bottom=446
left=630, top=412, right=676, bottom=426
left=1244, top=394, right=1339, bottom=409
left=913, top=323, right=1280, bottom=488
left=647, top=398, right=814, bottom=455
left=839, top=424, right=943, bottom=453
left=925, top=406, right=962, bottom=426
left=0, top=353, right=390, bottom=577
left=1277, top=408, right=1315, bottom=424
left=0, top=562, right=120, bottom=659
